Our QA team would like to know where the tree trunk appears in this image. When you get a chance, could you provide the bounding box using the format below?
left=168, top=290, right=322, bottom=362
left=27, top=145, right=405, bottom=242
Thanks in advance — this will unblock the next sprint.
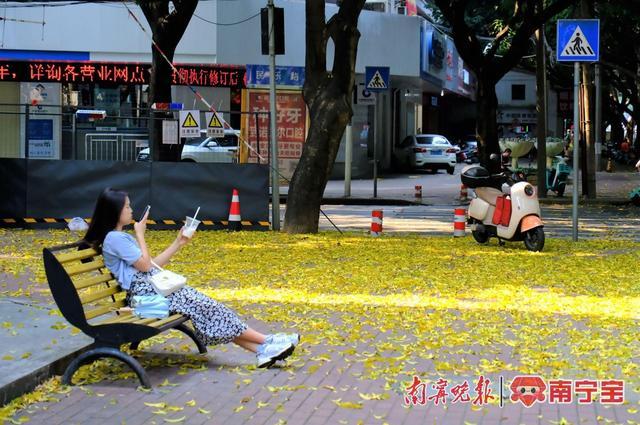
left=535, top=17, right=547, bottom=197
left=284, top=0, right=365, bottom=233
left=581, top=64, right=596, bottom=197
left=139, top=0, right=198, bottom=162
left=149, top=43, right=179, bottom=161
left=475, top=75, right=500, bottom=172
left=284, top=95, right=351, bottom=233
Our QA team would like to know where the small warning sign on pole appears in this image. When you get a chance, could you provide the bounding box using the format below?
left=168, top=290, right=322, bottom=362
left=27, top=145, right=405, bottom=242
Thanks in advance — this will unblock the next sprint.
left=205, top=112, right=225, bottom=138
left=179, top=110, right=201, bottom=138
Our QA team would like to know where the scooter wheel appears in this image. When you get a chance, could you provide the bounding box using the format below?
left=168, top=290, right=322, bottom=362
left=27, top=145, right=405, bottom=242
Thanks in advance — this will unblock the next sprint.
left=472, top=230, right=489, bottom=244
left=524, top=227, right=545, bottom=252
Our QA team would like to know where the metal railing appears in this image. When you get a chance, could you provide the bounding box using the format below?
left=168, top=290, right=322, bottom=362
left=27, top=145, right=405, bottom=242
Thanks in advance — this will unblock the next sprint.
left=85, top=133, right=148, bottom=161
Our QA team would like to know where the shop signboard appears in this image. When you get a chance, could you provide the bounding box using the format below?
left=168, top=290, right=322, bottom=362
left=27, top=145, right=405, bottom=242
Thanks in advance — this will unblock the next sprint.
left=243, top=90, right=307, bottom=179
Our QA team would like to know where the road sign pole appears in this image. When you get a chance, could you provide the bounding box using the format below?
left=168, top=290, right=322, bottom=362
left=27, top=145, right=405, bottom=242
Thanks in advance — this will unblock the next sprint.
left=572, top=62, right=580, bottom=242
left=268, top=0, right=280, bottom=230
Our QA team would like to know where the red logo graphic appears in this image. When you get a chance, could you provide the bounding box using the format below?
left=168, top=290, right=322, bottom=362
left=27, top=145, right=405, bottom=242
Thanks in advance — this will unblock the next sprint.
left=510, top=376, right=547, bottom=407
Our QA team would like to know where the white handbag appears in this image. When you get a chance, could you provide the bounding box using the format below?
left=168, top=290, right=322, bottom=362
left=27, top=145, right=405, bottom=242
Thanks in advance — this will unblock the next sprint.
left=149, top=261, right=186, bottom=296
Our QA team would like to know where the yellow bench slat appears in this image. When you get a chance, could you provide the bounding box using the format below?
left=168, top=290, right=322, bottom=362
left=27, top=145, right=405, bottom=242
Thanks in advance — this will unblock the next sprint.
left=64, top=259, right=105, bottom=276
left=79, top=285, right=121, bottom=304
left=56, top=248, right=99, bottom=264
left=85, top=300, right=126, bottom=320
left=74, top=273, right=114, bottom=290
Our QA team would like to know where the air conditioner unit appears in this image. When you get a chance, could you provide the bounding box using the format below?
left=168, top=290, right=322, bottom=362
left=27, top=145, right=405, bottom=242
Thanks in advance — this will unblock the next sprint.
left=364, top=0, right=388, bottom=13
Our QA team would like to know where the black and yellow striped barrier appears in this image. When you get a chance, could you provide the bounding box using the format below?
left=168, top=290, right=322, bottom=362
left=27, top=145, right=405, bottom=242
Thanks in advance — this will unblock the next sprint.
left=1, top=218, right=270, bottom=231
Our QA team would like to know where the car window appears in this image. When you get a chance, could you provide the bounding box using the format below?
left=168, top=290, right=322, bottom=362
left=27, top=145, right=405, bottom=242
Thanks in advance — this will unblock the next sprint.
left=415, top=136, right=433, bottom=145
left=185, top=137, right=207, bottom=146
left=205, top=139, right=219, bottom=147
left=433, top=137, right=450, bottom=145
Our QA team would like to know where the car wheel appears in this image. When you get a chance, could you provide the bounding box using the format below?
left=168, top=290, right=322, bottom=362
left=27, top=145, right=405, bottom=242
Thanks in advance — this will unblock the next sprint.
left=447, top=166, right=455, bottom=175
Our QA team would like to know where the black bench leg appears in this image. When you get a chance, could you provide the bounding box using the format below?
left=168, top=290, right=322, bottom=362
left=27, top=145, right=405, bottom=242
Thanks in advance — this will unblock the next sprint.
left=62, top=346, right=152, bottom=389
left=175, top=323, right=207, bottom=354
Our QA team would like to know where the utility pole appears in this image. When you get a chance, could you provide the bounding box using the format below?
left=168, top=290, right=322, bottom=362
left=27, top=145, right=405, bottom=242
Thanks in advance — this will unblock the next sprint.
left=268, top=0, right=280, bottom=230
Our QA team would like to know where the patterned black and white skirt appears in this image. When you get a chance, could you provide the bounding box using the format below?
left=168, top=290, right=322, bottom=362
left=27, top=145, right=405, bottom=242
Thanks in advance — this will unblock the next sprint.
left=127, top=270, right=248, bottom=346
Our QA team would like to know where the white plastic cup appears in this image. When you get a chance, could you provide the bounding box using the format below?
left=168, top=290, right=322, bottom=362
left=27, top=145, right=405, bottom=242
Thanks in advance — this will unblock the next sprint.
left=183, top=216, right=201, bottom=238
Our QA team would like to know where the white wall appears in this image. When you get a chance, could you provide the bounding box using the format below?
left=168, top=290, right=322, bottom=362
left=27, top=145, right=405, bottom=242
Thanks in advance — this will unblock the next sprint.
left=1, top=2, right=217, bottom=63
left=496, top=70, right=536, bottom=106
left=216, top=0, right=421, bottom=77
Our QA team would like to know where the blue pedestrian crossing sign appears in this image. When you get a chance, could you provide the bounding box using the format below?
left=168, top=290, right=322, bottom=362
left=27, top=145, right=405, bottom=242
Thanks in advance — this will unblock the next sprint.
left=365, top=66, right=390, bottom=92
left=557, top=19, right=599, bottom=62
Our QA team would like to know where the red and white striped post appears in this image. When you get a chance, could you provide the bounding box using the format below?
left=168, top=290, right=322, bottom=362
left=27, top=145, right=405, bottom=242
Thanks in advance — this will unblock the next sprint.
left=370, top=210, right=383, bottom=236
left=415, top=185, right=422, bottom=199
left=459, top=184, right=468, bottom=201
left=453, top=208, right=466, bottom=237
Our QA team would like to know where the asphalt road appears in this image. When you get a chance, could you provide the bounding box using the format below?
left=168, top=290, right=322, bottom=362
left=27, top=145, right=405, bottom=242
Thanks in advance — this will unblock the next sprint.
left=312, top=204, right=640, bottom=240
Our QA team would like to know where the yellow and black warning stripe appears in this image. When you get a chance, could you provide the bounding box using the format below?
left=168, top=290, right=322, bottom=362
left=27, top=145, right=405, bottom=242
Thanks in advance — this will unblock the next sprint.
left=1, top=218, right=270, bottom=231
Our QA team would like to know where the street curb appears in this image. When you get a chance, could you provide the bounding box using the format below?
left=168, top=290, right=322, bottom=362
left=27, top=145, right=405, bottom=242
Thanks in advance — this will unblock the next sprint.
left=538, top=197, right=632, bottom=206
left=276, top=195, right=425, bottom=206
left=0, top=345, right=90, bottom=406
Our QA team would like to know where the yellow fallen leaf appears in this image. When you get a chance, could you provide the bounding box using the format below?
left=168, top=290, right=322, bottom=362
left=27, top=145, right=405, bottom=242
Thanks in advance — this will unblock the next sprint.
left=163, top=417, right=186, bottom=423
left=358, top=392, right=389, bottom=401
left=152, top=410, right=167, bottom=415
left=332, top=399, right=363, bottom=409
left=144, top=402, right=167, bottom=409
left=234, top=406, right=244, bottom=413
left=256, top=401, right=270, bottom=408
left=185, top=400, right=196, bottom=407
left=2, top=355, right=14, bottom=361
left=198, top=408, right=211, bottom=414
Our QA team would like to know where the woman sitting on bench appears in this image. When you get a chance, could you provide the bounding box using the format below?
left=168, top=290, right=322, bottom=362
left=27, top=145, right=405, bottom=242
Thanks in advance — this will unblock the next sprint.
left=83, top=188, right=299, bottom=368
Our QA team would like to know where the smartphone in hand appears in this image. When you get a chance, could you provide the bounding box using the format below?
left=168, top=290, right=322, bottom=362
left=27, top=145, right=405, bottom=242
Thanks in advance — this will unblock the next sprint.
left=139, top=205, right=150, bottom=221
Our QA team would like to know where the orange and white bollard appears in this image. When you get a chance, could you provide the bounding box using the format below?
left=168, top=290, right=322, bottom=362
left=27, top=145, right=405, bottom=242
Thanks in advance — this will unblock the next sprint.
left=370, top=210, right=383, bottom=236
left=453, top=208, right=466, bottom=237
left=459, top=184, right=468, bottom=201
left=415, top=185, right=422, bottom=199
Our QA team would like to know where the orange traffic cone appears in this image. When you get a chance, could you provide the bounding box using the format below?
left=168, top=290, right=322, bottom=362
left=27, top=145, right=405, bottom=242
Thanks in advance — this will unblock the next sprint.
left=228, top=188, right=242, bottom=231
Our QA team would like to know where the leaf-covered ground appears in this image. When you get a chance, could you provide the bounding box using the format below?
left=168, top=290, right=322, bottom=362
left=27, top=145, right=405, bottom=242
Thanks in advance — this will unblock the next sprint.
left=1, top=229, right=639, bottom=424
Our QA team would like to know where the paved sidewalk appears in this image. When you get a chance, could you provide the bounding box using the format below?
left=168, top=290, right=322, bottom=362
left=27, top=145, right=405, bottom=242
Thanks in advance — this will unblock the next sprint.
left=5, top=308, right=638, bottom=425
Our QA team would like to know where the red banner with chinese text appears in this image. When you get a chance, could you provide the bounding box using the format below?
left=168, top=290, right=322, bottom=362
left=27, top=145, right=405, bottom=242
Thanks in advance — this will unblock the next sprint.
left=0, top=60, right=245, bottom=88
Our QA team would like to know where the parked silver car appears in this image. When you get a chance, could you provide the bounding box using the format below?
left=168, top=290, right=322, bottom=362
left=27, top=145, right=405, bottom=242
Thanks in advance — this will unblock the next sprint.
left=137, top=130, right=239, bottom=163
left=393, top=134, right=457, bottom=174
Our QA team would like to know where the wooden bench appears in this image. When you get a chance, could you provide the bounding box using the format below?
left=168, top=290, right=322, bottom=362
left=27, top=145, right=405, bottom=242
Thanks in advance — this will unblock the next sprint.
left=42, top=241, right=207, bottom=388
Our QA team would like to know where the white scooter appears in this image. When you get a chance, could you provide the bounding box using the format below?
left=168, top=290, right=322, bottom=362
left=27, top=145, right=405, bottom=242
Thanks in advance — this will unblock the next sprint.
left=461, top=156, right=545, bottom=251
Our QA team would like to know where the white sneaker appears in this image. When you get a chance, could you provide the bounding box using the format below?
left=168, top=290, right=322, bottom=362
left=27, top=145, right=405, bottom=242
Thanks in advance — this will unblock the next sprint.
left=265, top=333, right=300, bottom=347
left=256, top=342, right=295, bottom=368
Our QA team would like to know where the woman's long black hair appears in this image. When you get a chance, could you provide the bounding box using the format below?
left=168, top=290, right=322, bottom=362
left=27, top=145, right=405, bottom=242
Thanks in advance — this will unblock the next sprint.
left=83, top=188, right=128, bottom=248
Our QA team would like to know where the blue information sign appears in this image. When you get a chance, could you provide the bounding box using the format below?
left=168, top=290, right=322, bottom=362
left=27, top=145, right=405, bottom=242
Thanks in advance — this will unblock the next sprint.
left=557, top=19, right=599, bottom=62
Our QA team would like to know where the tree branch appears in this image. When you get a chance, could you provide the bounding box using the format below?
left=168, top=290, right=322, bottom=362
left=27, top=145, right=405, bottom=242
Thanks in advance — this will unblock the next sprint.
left=485, top=0, right=526, bottom=59
left=494, top=0, right=573, bottom=79
left=433, top=0, right=484, bottom=71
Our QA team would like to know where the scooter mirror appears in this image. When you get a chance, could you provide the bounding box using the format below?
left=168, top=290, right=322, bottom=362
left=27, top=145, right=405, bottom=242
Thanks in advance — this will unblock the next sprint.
left=489, top=153, right=500, bottom=162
